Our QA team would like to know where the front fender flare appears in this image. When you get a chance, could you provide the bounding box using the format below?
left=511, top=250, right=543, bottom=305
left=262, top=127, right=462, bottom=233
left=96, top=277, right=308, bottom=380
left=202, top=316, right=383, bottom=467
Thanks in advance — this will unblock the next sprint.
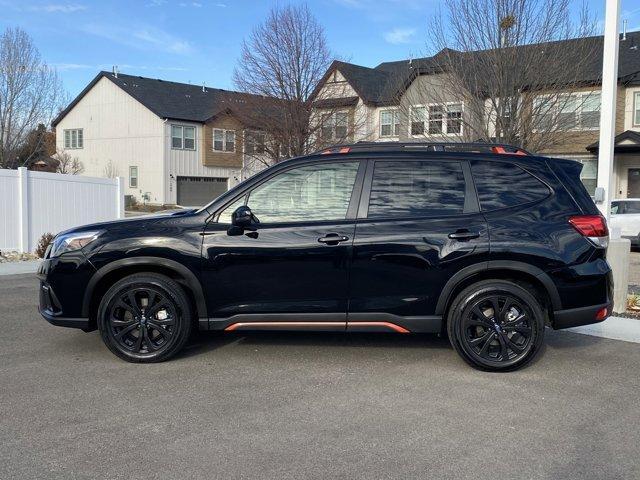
left=82, top=256, right=207, bottom=319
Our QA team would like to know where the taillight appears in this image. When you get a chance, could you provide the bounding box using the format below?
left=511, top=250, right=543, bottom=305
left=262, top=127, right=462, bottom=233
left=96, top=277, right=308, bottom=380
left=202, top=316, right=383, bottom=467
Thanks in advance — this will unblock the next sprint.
left=568, top=215, right=609, bottom=248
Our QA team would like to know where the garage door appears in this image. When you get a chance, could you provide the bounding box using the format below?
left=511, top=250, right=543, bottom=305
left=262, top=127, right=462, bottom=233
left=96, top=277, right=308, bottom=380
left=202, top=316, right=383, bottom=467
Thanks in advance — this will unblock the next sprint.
left=177, top=176, right=228, bottom=206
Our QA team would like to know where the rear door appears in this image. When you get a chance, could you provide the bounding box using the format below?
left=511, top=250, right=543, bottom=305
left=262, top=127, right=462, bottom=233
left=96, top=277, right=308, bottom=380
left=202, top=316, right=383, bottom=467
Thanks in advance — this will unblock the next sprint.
left=347, top=157, right=489, bottom=332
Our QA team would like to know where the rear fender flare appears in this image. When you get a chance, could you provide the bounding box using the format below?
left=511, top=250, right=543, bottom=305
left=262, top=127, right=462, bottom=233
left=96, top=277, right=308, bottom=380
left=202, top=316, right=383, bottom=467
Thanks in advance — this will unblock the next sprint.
left=435, top=261, right=562, bottom=316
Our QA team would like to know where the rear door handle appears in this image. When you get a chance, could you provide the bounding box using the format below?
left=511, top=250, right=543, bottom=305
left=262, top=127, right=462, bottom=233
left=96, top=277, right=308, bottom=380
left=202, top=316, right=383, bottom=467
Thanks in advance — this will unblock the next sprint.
left=448, top=230, right=480, bottom=241
left=318, top=233, right=349, bottom=245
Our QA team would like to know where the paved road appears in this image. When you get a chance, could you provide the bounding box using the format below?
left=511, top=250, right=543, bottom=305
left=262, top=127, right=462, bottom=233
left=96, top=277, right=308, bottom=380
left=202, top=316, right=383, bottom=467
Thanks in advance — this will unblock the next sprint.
left=1, top=275, right=639, bottom=480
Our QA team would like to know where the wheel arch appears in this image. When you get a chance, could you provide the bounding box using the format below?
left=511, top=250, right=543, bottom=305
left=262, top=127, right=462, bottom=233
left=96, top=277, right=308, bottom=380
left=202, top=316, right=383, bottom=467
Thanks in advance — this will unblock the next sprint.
left=83, top=257, right=207, bottom=327
left=435, top=261, right=562, bottom=318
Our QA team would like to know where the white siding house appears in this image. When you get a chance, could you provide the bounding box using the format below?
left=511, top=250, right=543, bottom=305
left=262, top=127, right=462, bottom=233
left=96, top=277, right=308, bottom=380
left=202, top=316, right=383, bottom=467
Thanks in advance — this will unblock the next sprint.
left=54, top=71, right=272, bottom=206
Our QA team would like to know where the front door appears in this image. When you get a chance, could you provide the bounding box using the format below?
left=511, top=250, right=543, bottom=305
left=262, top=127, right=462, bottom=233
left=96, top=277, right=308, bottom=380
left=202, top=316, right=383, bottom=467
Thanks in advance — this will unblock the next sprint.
left=200, top=160, right=363, bottom=330
left=628, top=169, right=640, bottom=198
left=348, top=158, right=489, bottom=333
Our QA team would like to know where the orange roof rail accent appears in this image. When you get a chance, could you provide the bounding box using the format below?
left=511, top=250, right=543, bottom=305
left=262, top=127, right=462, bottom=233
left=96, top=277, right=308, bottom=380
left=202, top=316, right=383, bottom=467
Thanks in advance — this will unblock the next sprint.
left=491, top=146, right=527, bottom=156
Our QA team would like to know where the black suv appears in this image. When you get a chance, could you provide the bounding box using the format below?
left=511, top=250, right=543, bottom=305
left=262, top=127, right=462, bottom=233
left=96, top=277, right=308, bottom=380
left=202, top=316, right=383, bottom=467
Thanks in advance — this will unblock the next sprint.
left=38, top=142, right=612, bottom=371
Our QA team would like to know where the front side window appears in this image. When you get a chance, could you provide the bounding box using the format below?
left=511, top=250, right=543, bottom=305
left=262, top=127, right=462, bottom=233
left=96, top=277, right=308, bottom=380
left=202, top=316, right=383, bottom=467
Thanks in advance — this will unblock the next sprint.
left=320, top=112, right=349, bottom=141
left=63, top=129, right=84, bottom=149
left=368, top=161, right=466, bottom=218
left=171, top=125, right=196, bottom=150
left=380, top=110, right=400, bottom=137
left=471, top=161, right=550, bottom=211
left=129, top=166, right=138, bottom=188
left=247, top=162, right=359, bottom=223
left=213, top=129, right=235, bottom=152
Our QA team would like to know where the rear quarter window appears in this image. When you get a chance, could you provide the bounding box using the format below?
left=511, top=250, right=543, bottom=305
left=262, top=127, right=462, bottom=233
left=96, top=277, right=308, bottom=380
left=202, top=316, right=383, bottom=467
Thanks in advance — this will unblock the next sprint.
left=471, top=160, right=551, bottom=211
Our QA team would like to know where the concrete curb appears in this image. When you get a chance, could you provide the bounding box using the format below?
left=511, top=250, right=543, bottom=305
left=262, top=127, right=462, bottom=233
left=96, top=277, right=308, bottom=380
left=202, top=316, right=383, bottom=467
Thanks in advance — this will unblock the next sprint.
left=567, top=316, right=640, bottom=343
left=0, top=260, right=41, bottom=276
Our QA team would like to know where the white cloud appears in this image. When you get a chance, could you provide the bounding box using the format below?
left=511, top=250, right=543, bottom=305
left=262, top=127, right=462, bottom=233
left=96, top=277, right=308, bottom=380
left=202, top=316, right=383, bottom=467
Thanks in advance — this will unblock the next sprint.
left=82, top=23, right=194, bottom=55
left=384, top=27, right=416, bottom=45
left=30, top=3, right=87, bottom=13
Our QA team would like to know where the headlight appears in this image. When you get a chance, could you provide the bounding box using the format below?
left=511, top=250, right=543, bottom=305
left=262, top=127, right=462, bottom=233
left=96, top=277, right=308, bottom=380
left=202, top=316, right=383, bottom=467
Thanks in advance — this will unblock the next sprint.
left=49, top=231, right=102, bottom=258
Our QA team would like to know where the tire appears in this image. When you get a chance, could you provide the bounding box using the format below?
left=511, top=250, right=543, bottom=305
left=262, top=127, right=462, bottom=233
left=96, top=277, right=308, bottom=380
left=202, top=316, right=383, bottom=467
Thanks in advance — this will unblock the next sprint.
left=97, top=273, right=193, bottom=363
left=446, top=280, right=545, bottom=371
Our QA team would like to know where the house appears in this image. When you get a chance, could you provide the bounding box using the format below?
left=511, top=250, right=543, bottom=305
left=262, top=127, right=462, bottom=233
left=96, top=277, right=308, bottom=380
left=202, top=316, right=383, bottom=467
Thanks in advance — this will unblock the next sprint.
left=311, top=32, right=640, bottom=198
left=52, top=71, right=273, bottom=206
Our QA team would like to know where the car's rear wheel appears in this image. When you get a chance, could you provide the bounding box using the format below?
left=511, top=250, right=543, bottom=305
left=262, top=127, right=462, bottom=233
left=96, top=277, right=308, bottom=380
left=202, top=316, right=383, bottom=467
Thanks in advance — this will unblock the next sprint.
left=447, top=280, right=545, bottom=371
left=97, top=273, right=192, bottom=362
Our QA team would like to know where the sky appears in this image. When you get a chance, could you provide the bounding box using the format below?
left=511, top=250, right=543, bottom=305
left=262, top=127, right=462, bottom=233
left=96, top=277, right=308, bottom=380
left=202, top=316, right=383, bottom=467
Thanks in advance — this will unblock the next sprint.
left=1, top=0, right=639, bottom=98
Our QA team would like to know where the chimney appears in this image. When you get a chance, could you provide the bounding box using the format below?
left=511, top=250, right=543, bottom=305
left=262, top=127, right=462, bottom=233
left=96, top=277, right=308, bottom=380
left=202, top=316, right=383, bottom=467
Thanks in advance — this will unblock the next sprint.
left=112, top=65, right=118, bottom=78
left=202, top=82, right=206, bottom=93
left=622, top=19, right=627, bottom=41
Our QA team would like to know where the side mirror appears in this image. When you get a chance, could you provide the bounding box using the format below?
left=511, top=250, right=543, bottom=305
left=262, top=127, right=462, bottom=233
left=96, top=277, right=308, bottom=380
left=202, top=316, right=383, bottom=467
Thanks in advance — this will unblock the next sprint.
left=231, top=205, right=254, bottom=228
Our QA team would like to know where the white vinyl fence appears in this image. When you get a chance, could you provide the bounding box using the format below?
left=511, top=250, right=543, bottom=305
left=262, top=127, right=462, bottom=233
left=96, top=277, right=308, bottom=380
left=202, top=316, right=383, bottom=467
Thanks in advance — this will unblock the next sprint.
left=0, top=167, right=124, bottom=253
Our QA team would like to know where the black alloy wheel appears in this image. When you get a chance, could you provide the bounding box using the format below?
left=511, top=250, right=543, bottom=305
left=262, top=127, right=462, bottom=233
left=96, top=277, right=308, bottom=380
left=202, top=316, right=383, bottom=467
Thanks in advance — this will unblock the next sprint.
left=97, top=273, right=192, bottom=362
left=447, top=280, right=545, bottom=371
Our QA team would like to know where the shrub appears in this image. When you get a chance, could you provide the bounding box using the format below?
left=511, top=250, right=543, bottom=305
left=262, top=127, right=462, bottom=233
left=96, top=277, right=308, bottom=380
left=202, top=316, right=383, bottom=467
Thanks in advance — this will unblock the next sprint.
left=35, top=233, right=54, bottom=258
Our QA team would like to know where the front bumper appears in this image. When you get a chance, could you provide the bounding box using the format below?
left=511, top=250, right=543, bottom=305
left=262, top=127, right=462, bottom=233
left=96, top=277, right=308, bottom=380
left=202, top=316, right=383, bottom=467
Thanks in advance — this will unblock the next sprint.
left=38, top=256, right=95, bottom=331
left=38, top=281, right=91, bottom=331
left=622, top=235, right=640, bottom=247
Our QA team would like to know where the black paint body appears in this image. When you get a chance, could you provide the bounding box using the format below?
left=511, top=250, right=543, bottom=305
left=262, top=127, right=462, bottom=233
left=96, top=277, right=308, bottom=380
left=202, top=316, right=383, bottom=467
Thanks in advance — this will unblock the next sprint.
left=38, top=150, right=612, bottom=335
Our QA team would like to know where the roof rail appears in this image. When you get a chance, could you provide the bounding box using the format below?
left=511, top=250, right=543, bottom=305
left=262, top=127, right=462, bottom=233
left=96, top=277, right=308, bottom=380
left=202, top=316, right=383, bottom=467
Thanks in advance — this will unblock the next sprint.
left=317, top=141, right=531, bottom=156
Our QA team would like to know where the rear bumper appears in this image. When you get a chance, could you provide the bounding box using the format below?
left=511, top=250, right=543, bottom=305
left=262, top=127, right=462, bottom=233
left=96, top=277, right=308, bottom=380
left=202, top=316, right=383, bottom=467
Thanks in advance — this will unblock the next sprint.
left=622, top=235, right=640, bottom=247
left=552, top=302, right=612, bottom=330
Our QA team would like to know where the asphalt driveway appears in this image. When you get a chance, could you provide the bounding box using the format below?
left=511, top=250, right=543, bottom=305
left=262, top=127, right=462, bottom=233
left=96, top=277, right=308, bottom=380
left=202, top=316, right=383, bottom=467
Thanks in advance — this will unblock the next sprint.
left=1, top=274, right=639, bottom=479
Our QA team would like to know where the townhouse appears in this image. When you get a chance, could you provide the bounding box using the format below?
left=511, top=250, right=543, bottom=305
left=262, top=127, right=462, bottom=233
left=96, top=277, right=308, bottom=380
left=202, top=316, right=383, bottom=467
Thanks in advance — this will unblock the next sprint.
left=311, top=32, right=640, bottom=197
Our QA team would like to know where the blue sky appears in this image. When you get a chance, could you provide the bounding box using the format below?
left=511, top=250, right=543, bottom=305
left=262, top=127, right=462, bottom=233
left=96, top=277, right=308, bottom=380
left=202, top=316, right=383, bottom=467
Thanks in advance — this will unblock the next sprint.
left=1, top=0, right=639, bottom=97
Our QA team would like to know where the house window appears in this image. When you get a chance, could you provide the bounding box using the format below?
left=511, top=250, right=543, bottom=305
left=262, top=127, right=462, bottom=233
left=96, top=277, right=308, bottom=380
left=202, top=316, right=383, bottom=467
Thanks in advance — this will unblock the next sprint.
left=63, top=129, right=83, bottom=149
left=410, top=103, right=463, bottom=136
left=635, top=92, right=640, bottom=126
left=245, top=131, right=266, bottom=155
left=129, top=166, right=138, bottom=188
left=320, top=112, right=348, bottom=141
left=171, top=125, right=196, bottom=150
left=428, top=106, right=443, bottom=134
left=213, top=129, right=235, bottom=152
left=534, top=92, right=600, bottom=131
left=380, top=110, right=400, bottom=137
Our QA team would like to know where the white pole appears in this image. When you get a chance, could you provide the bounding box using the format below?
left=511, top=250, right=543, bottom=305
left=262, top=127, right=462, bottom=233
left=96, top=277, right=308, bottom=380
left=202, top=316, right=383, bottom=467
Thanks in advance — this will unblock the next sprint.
left=17, top=167, right=29, bottom=253
left=596, top=0, right=621, bottom=221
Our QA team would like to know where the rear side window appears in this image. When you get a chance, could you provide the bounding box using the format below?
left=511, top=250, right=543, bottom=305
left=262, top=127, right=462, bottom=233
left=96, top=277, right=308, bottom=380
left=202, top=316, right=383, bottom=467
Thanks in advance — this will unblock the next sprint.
left=471, top=161, right=550, bottom=211
left=368, top=161, right=466, bottom=218
left=623, top=201, right=640, bottom=214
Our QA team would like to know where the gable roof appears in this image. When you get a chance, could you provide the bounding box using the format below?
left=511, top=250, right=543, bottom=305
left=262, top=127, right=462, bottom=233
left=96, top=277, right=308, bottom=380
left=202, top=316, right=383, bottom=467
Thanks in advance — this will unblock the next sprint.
left=587, top=130, right=640, bottom=152
left=52, top=71, right=273, bottom=127
left=315, top=31, right=640, bottom=107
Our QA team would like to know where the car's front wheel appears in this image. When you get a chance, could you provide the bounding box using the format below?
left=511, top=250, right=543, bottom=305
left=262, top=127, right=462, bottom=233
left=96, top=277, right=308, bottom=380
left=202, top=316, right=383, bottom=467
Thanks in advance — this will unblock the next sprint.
left=447, top=280, right=545, bottom=371
left=97, top=273, right=192, bottom=362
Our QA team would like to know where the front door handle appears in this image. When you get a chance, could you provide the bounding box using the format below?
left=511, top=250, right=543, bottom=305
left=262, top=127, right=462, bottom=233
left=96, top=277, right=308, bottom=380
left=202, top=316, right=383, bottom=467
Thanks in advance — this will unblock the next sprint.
left=318, top=233, right=349, bottom=245
left=448, top=230, right=480, bottom=241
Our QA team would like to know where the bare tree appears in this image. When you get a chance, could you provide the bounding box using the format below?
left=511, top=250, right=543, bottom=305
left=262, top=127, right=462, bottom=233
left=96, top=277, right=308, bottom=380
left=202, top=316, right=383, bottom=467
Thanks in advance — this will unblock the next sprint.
left=399, top=0, right=599, bottom=152
left=233, top=3, right=359, bottom=174
left=103, top=160, right=119, bottom=178
left=0, top=27, right=67, bottom=169
left=54, top=150, right=84, bottom=175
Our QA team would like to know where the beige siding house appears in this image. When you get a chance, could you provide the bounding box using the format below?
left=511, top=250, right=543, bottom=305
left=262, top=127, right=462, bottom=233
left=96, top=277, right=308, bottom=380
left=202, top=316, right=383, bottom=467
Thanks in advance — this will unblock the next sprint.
left=311, top=32, right=640, bottom=198
left=54, top=71, right=272, bottom=206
